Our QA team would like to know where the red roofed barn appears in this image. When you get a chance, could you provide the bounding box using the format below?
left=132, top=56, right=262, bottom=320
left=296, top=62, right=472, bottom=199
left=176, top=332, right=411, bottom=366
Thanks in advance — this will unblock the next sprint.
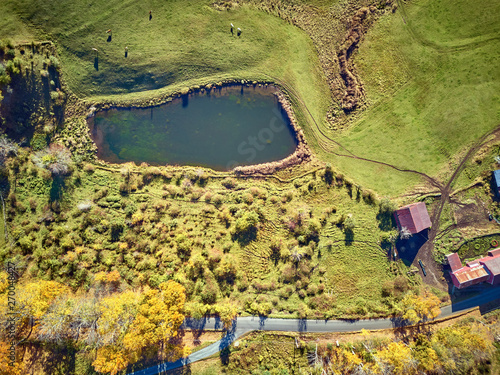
left=446, top=249, right=500, bottom=289
left=394, top=202, right=432, bottom=234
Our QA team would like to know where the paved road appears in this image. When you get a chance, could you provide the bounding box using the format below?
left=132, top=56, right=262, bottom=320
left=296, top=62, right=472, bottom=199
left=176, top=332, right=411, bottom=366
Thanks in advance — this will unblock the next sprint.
left=128, top=287, right=500, bottom=375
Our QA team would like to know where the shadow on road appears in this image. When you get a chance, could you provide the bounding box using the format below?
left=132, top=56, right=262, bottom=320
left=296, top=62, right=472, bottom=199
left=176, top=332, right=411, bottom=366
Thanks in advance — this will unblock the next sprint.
left=298, top=319, right=307, bottom=332
left=219, top=321, right=237, bottom=366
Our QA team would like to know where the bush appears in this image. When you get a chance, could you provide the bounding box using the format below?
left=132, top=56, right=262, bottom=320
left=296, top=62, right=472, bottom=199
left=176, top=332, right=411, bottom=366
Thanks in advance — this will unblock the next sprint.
left=232, top=211, right=259, bottom=235
left=0, top=73, right=11, bottom=85
left=344, top=215, right=356, bottom=231
left=5, top=60, right=19, bottom=75
left=32, top=144, right=72, bottom=176
left=221, top=177, right=236, bottom=189
left=6, top=49, right=16, bottom=59
left=30, top=133, right=48, bottom=151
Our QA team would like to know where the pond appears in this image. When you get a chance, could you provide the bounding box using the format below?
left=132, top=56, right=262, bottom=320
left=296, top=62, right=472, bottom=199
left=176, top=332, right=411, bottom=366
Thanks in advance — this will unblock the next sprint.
left=89, top=85, right=298, bottom=170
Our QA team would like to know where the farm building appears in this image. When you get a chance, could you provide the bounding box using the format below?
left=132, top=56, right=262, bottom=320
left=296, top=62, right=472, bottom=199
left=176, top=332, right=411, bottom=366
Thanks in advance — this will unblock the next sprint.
left=393, top=202, right=431, bottom=235
left=446, top=249, right=500, bottom=289
left=475, top=248, right=500, bottom=285
left=493, top=170, right=500, bottom=197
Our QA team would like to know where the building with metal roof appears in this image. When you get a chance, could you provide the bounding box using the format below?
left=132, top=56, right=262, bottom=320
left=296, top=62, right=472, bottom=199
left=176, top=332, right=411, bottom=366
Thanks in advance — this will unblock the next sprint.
left=476, top=249, right=500, bottom=286
left=447, top=249, right=500, bottom=289
left=394, top=202, right=432, bottom=235
left=446, top=253, right=462, bottom=272
left=493, top=170, right=500, bottom=197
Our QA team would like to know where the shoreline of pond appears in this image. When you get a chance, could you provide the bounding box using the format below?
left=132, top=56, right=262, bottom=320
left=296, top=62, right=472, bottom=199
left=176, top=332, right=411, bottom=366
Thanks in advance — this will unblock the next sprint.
left=85, top=80, right=312, bottom=173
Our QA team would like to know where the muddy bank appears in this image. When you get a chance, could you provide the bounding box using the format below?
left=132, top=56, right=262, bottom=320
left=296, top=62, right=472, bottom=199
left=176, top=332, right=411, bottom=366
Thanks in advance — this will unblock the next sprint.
left=233, top=91, right=311, bottom=175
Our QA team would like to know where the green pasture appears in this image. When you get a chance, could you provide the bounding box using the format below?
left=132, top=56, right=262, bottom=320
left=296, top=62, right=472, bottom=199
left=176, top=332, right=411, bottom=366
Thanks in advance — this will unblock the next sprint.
left=332, top=0, right=500, bottom=195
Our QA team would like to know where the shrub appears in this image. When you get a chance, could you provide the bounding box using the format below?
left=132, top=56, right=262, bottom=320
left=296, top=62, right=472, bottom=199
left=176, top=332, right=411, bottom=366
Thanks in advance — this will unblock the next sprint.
left=32, top=144, right=72, bottom=176
left=232, top=211, right=259, bottom=235
left=221, top=177, right=236, bottom=189
left=242, top=192, right=253, bottom=205
left=344, top=215, right=356, bottom=231
left=0, top=73, right=11, bottom=85
left=6, top=49, right=16, bottom=60
left=212, top=194, right=223, bottom=207
left=30, top=133, right=48, bottom=151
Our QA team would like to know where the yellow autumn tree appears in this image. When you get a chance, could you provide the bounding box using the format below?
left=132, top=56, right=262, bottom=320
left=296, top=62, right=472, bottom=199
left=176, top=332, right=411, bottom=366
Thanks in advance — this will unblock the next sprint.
left=377, top=341, right=415, bottom=374
left=215, top=299, right=238, bottom=329
left=122, top=281, right=186, bottom=357
left=93, top=345, right=131, bottom=375
left=328, top=347, right=364, bottom=373
left=411, top=334, right=438, bottom=372
left=97, top=290, right=140, bottom=345
left=0, top=341, right=25, bottom=375
left=8, top=280, right=70, bottom=338
left=430, top=323, right=494, bottom=372
left=399, top=290, right=441, bottom=324
left=92, top=290, right=142, bottom=374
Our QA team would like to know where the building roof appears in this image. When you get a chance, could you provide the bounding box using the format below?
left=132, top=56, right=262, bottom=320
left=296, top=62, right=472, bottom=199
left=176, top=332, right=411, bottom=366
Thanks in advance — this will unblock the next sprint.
left=454, top=264, right=489, bottom=285
left=446, top=253, right=462, bottom=272
left=488, top=248, right=500, bottom=257
left=394, top=202, right=432, bottom=234
left=494, top=170, right=500, bottom=187
left=478, top=253, right=500, bottom=277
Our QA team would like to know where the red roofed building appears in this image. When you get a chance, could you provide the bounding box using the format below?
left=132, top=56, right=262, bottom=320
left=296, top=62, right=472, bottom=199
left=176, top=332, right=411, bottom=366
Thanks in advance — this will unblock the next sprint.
left=450, top=263, right=489, bottom=289
left=477, top=249, right=500, bottom=286
left=446, top=253, right=462, bottom=272
left=447, top=249, right=500, bottom=289
left=394, top=202, right=432, bottom=234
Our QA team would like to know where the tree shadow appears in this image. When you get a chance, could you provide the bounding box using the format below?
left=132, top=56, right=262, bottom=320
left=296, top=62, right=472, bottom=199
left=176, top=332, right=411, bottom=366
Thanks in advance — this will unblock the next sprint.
left=182, top=317, right=207, bottom=345
left=298, top=319, right=307, bottom=332
left=231, top=227, right=257, bottom=246
left=376, top=211, right=396, bottom=231
left=49, top=176, right=67, bottom=202
left=26, top=342, right=78, bottom=375
left=181, top=95, right=189, bottom=108
left=219, top=322, right=236, bottom=366
left=344, top=229, right=354, bottom=245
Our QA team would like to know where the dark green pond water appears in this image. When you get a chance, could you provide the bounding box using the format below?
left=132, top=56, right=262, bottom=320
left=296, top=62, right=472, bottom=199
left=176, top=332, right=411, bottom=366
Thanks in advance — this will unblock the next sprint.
left=89, top=85, right=298, bottom=170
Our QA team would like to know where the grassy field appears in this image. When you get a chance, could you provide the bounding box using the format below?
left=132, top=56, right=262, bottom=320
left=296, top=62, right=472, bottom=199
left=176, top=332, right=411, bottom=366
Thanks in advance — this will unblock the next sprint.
left=0, top=0, right=330, bottom=118
left=326, top=0, right=500, bottom=195
left=2, top=0, right=499, bottom=196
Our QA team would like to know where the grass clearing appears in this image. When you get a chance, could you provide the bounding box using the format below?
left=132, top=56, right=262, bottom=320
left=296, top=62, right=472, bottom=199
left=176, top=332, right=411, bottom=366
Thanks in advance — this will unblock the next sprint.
left=328, top=0, right=500, bottom=195
left=0, top=0, right=330, bottom=116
